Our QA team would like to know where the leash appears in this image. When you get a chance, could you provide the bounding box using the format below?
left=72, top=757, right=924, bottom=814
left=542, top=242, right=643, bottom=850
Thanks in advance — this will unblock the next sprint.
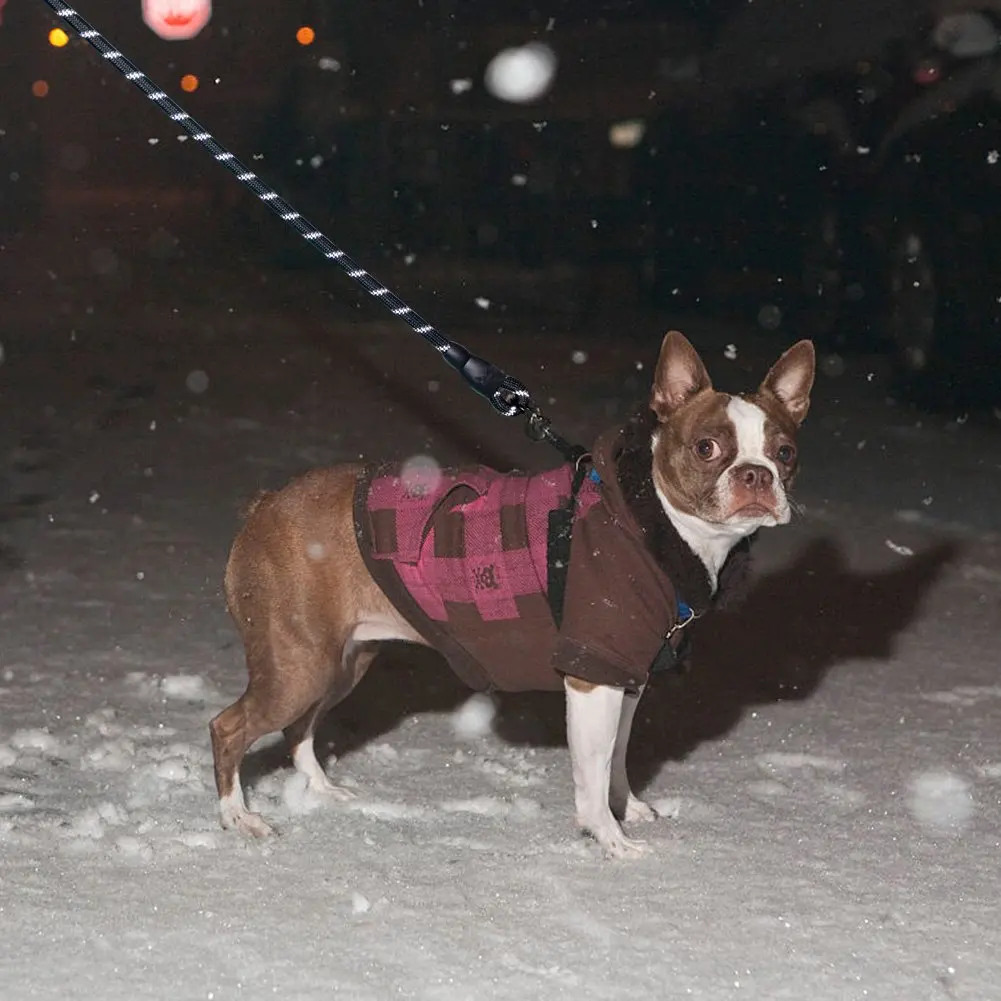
left=37, top=2, right=700, bottom=681
left=38, top=0, right=586, bottom=464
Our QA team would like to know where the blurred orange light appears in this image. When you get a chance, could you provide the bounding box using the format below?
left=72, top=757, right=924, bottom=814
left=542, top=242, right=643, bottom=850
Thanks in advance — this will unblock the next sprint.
left=48, top=28, right=70, bottom=47
left=32, top=79, right=50, bottom=98
left=296, top=26, right=315, bottom=46
left=180, top=73, right=199, bottom=92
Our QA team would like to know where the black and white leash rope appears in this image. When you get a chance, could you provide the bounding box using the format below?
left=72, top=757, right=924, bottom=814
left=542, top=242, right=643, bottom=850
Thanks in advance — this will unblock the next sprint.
left=38, top=0, right=562, bottom=428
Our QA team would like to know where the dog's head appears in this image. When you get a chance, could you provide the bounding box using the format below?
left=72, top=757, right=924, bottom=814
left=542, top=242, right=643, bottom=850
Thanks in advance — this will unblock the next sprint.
left=649, top=331, right=815, bottom=567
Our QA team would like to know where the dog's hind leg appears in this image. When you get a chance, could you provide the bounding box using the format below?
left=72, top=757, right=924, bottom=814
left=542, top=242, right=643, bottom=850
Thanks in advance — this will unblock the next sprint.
left=209, top=629, right=342, bottom=837
left=282, top=640, right=379, bottom=798
left=609, top=686, right=658, bottom=824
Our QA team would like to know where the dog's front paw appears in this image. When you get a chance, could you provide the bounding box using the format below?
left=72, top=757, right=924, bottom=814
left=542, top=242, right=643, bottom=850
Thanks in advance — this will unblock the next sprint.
left=221, top=807, right=276, bottom=839
left=581, top=813, right=651, bottom=859
left=623, top=795, right=658, bottom=824
left=599, top=830, right=650, bottom=860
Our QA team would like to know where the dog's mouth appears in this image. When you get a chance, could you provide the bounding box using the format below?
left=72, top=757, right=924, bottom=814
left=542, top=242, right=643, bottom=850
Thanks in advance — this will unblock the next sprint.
left=724, top=501, right=784, bottom=524
left=732, top=502, right=772, bottom=517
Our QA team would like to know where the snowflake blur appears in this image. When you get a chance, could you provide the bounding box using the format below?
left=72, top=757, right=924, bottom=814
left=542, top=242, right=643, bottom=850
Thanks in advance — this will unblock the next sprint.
left=142, top=0, right=211, bottom=41
left=484, top=43, right=557, bottom=104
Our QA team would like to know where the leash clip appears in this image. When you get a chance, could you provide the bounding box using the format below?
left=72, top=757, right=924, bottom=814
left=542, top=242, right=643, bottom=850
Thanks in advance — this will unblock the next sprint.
left=525, top=408, right=590, bottom=466
left=665, top=601, right=699, bottom=640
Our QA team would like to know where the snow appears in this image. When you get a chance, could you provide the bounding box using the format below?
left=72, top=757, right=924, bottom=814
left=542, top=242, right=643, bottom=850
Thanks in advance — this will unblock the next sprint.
left=1, top=250, right=1001, bottom=999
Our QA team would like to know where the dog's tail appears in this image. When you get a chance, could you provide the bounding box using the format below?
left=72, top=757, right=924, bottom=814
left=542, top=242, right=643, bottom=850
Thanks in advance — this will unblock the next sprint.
left=239, top=490, right=270, bottom=521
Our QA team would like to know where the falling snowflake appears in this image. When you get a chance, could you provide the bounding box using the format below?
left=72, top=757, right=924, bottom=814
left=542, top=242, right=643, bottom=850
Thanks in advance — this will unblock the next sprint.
left=317, top=57, right=341, bottom=72
left=757, top=304, right=782, bottom=330
left=474, top=297, right=491, bottom=310
left=907, top=770, right=974, bottom=833
left=452, top=693, right=497, bottom=740
left=484, top=43, right=557, bottom=104
left=449, top=79, right=473, bottom=95
left=724, top=343, right=738, bottom=361
left=400, top=455, right=442, bottom=497
left=571, top=350, right=588, bottom=365
left=185, top=370, right=209, bottom=394
left=511, top=174, right=528, bottom=186
left=988, top=150, right=999, bottom=165
left=885, top=539, right=914, bottom=556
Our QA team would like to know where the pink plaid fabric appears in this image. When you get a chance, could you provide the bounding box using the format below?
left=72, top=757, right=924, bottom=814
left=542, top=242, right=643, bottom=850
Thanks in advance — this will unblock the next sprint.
left=364, top=463, right=600, bottom=623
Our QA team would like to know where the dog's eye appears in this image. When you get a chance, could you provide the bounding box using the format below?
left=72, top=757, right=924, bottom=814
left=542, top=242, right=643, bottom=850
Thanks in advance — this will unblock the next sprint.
left=776, top=444, right=796, bottom=464
left=694, top=438, right=721, bottom=460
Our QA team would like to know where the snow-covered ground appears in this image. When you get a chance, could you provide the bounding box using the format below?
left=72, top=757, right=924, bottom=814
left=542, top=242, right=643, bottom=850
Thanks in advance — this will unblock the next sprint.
left=2, top=236, right=1001, bottom=999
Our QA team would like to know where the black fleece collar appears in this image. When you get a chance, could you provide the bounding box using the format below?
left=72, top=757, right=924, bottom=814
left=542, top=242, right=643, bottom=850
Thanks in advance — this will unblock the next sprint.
left=609, top=407, right=755, bottom=616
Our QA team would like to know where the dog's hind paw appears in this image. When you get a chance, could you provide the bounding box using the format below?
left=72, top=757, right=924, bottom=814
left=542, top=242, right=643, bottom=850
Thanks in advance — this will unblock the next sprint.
left=309, top=777, right=357, bottom=802
left=623, top=795, right=658, bottom=824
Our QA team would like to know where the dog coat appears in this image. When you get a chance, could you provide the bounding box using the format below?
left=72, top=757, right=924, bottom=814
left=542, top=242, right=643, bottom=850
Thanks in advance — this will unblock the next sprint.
left=352, top=418, right=724, bottom=694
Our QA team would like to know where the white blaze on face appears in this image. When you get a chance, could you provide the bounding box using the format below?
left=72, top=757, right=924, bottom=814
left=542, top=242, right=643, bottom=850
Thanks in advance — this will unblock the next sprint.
left=722, top=396, right=788, bottom=524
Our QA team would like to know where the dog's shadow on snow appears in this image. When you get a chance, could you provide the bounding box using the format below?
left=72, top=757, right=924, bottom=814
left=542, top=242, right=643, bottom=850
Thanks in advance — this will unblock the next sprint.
left=490, top=535, right=960, bottom=777
left=292, top=534, right=961, bottom=788
left=622, top=534, right=960, bottom=789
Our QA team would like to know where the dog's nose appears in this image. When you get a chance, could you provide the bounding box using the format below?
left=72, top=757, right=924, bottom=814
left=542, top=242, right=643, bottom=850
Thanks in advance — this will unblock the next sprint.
left=737, top=464, right=774, bottom=490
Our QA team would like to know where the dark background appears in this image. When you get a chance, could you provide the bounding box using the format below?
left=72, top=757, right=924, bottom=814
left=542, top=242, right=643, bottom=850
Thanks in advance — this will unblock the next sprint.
left=3, top=0, right=1001, bottom=408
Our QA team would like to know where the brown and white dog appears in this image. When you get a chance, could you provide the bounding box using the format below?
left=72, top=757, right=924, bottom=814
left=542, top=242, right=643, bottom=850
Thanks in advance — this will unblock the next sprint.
left=210, top=331, right=815, bottom=857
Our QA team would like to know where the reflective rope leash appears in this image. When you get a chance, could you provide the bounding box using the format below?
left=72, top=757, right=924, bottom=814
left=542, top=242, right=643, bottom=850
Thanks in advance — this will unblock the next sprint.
left=37, top=0, right=588, bottom=447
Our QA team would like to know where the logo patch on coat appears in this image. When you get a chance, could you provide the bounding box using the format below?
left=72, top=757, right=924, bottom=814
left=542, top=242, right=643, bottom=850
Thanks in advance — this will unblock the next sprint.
left=473, top=564, right=500, bottom=591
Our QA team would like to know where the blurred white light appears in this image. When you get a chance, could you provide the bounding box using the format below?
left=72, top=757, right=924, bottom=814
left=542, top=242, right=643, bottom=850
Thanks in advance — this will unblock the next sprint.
left=484, top=43, right=556, bottom=104
left=400, top=455, right=442, bottom=497
left=757, top=304, right=783, bottom=330
left=609, top=119, right=646, bottom=149
left=143, top=0, right=212, bottom=41
left=452, top=694, right=497, bottom=741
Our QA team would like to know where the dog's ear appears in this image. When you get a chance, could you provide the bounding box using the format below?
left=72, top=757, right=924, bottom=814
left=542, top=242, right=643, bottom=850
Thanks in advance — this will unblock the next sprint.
left=759, top=340, right=816, bottom=426
left=651, top=331, right=713, bottom=420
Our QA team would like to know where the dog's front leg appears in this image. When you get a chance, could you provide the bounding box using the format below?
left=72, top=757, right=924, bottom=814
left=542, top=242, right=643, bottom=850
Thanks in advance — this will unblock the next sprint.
left=610, top=686, right=658, bottom=824
left=565, top=678, right=649, bottom=858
